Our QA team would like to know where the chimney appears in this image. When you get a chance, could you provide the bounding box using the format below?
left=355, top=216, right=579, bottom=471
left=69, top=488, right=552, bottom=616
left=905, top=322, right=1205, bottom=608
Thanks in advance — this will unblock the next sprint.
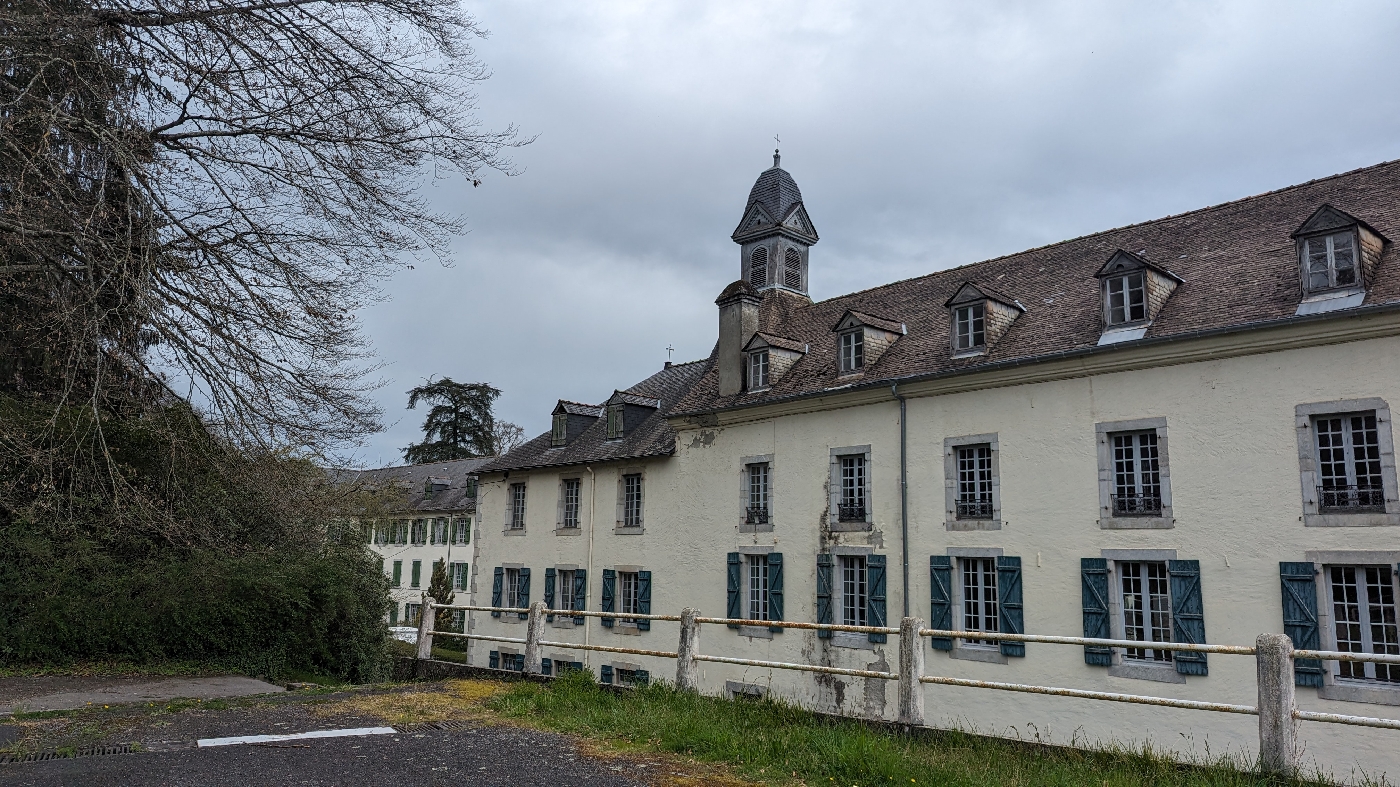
left=716, top=281, right=761, bottom=397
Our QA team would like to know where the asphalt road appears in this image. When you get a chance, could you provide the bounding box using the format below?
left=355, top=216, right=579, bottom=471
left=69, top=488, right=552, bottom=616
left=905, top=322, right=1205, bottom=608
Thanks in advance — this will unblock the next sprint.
left=1, top=726, right=649, bottom=787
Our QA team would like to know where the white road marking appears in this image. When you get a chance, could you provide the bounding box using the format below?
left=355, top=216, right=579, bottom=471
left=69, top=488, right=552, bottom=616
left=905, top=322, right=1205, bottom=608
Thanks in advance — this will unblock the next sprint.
left=197, top=727, right=397, bottom=747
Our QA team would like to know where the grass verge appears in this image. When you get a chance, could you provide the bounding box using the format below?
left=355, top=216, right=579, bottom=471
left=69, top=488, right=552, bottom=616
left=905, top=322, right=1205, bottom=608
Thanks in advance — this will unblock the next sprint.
left=486, top=671, right=1346, bottom=787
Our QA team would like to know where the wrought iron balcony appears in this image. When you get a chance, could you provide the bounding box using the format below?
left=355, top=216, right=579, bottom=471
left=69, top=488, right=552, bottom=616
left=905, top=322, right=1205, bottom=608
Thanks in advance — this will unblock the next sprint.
left=745, top=506, right=770, bottom=525
left=1111, top=494, right=1163, bottom=516
left=1318, top=485, right=1385, bottom=512
left=838, top=504, right=866, bottom=522
left=956, top=498, right=994, bottom=520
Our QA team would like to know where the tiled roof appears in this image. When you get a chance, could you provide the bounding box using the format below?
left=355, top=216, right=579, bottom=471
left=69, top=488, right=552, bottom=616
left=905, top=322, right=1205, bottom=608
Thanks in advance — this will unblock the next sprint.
left=840, top=310, right=905, bottom=334
left=677, top=158, right=1400, bottom=416
left=556, top=400, right=603, bottom=417
left=609, top=391, right=663, bottom=408
left=748, top=332, right=807, bottom=353
left=478, top=359, right=709, bottom=474
left=340, top=457, right=491, bottom=514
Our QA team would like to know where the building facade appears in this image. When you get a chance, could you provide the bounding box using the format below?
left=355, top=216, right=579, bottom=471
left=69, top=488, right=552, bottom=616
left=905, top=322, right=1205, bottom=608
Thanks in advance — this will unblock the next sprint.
left=471, top=156, right=1400, bottom=778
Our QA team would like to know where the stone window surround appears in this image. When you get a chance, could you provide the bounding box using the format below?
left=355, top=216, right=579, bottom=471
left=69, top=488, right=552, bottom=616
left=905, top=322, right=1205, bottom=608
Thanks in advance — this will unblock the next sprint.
left=828, top=445, right=873, bottom=531
left=735, top=545, right=775, bottom=638
left=549, top=563, right=580, bottom=629
left=943, top=433, right=1002, bottom=532
left=614, top=466, right=646, bottom=534
left=1096, top=417, right=1174, bottom=530
left=556, top=475, right=585, bottom=535
left=740, top=454, right=775, bottom=533
left=504, top=479, right=528, bottom=535
left=611, top=563, right=644, bottom=635
left=1099, top=548, right=1185, bottom=684
left=1295, top=398, right=1400, bottom=527
left=946, top=547, right=1007, bottom=664
left=1304, top=550, right=1400, bottom=706
left=498, top=562, right=525, bottom=624
left=828, top=545, right=874, bottom=649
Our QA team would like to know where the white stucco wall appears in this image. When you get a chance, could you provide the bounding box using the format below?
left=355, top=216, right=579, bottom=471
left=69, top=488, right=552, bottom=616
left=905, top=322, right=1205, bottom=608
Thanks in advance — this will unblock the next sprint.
left=469, top=330, right=1400, bottom=781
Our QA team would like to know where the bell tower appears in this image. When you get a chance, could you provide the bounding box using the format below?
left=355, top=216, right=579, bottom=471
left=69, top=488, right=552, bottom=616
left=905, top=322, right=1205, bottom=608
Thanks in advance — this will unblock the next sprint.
left=731, top=150, right=819, bottom=299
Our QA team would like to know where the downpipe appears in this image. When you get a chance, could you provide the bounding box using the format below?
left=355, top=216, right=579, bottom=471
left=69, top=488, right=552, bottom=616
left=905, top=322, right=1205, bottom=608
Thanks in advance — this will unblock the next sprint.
left=891, top=384, right=910, bottom=618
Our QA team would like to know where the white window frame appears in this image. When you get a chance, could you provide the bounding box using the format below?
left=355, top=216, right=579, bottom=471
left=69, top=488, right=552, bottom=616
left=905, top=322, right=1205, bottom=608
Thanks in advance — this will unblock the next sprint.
left=507, top=482, right=527, bottom=531
left=839, top=330, right=864, bottom=373
left=1325, top=564, right=1400, bottom=685
left=954, top=303, right=986, bottom=352
left=504, top=567, right=522, bottom=609
left=559, top=478, right=582, bottom=530
left=828, top=446, right=872, bottom=530
left=452, top=562, right=468, bottom=591
left=1306, top=550, right=1400, bottom=705
left=616, top=470, right=645, bottom=531
left=838, top=555, right=868, bottom=627
left=453, top=517, right=470, bottom=545
left=432, top=518, right=448, bottom=545
left=1101, top=549, right=1184, bottom=683
left=618, top=571, right=640, bottom=617
left=1303, top=230, right=1360, bottom=293
left=960, top=557, right=1000, bottom=648
left=1104, top=272, right=1147, bottom=326
left=556, top=568, right=576, bottom=614
left=740, top=454, right=774, bottom=532
left=1117, top=560, right=1175, bottom=665
left=747, top=554, right=770, bottom=622
left=1096, top=418, right=1173, bottom=529
left=944, top=434, right=1000, bottom=531
left=1296, top=399, right=1400, bottom=527
left=748, top=350, right=770, bottom=390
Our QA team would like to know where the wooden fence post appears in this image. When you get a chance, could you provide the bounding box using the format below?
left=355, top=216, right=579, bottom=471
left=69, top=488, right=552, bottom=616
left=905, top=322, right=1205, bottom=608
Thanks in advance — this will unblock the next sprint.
left=897, top=616, right=925, bottom=726
left=415, top=595, right=436, bottom=678
left=676, top=608, right=701, bottom=692
left=1256, top=633, right=1298, bottom=775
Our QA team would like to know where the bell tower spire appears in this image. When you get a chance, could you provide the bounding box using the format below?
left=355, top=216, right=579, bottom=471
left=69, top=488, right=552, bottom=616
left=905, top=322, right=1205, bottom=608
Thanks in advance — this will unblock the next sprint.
left=730, top=151, right=818, bottom=299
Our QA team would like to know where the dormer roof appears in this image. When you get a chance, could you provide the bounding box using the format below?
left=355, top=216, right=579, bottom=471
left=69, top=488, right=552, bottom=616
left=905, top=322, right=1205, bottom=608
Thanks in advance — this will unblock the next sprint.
left=606, top=390, right=662, bottom=409
left=1291, top=203, right=1385, bottom=240
left=943, top=281, right=1026, bottom=312
left=1095, top=249, right=1185, bottom=283
left=731, top=153, right=819, bottom=244
left=833, top=309, right=905, bottom=335
left=553, top=400, right=603, bottom=418
left=743, top=332, right=807, bottom=354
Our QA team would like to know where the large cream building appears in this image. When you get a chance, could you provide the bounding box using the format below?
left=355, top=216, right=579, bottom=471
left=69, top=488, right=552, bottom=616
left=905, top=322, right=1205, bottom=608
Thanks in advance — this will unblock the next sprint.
left=470, top=154, right=1400, bottom=778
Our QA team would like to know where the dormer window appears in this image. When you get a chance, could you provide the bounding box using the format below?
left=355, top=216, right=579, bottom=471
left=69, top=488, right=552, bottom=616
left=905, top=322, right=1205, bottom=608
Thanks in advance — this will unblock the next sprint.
left=551, top=413, right=567, bottom=447
left=839, top=330, right=864, bottom=373
left=606, top=404, right=624, bottom=439
left=1304, top=231, right=1358, bottom=291
left=954, top=303, right=985, bottom=351
left=748, top=350, right=770, bottom=390
left=1105, top=271, right=1147, bottom=326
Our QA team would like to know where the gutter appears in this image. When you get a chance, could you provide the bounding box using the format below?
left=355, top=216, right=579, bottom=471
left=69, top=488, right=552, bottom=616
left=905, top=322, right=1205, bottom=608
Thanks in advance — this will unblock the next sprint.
left=891, top=384, right=910, bottom=619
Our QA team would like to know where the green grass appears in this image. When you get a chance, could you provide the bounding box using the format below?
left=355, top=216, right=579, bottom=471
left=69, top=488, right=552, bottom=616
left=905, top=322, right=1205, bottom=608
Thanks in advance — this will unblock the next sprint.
left=487, top=671, right=1347, bottom=787
left=386, top=639, right=469, bottom=664
left=0, top=660, right=221, bottom=679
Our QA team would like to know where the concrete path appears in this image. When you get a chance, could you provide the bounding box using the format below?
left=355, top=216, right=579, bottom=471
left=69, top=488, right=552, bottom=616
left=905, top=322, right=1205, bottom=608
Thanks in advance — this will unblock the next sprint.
left=0, top=676, right=284, bottom=715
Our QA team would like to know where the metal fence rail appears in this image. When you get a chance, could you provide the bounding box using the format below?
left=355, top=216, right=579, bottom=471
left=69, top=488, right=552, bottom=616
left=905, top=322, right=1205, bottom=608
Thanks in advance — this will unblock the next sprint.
left=917, top=675, right=1257, bottom=715
left=693, top=654, right=897, bottom=681
left=918, top=628, right=1256, bottom=655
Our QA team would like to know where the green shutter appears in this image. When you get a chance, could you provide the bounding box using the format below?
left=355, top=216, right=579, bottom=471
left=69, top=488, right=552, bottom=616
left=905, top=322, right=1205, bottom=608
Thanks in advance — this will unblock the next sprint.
left=1281, top=562, right=1324, bottom=687
left=1081, top=558, right=1112, bottom=666
left=635, top=669, right=650, bottom=686
left=572, top=569, right=587, bottom=625
left=929, top=556, right=953, bottom=650
left=816, top=553, right=834, bottom=639
left=489, top=650, right=499, bottom=669
left=600, top=664, right=613, bottom=684
left=541, top=658, right=552, bottom=676
left=392, top=560, right=402, bottom=588
left=544, top=567, right=557, bottom=623
left=867, top=555, right=888, bottom=644
left=767, top=553, right=784, bottom=632
left=601, top=569, right=616, bottom=628
left=1168, top=560, right=1207, bottom=675
left=411, top=560, right=422, bottom=588
left=726, top=553, right=742, bottom=628
left=637, top=571, right=652, bottom=631
left=997, top=556, right=1025, bottom=657
left=389, top=607, right=398, bottom=626
left=518, top=567, right=531, bottom=620
left=491, top=567, right=503, bottom=618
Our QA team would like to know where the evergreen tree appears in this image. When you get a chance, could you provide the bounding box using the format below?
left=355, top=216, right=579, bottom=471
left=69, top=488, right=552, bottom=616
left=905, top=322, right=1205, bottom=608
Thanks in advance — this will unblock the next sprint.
left=403, top=378, right=514, bottom=462
left=427, top=559, right=457, bottom=632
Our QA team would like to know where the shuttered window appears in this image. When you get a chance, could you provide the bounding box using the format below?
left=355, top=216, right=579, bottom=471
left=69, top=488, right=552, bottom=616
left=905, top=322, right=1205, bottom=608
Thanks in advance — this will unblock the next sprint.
left=509, top=483, right=527, bottom=529
left=1280, top=562, right=1325, bottom=686
left=749, top=246, right=768, bottom=287
left=783, top=248, right=802, bottom=289
left=961, top=558, right=999, bottom=646
left=816, top=554, right=834, bottom=639
left=452, top=562, right=468, bottom=590
left=601, top=569, right=616, bottom=628
left=551, top=413, right=567, bottom=446
left=929, top=556, right=953, bottom=650
left=410, top=560, right=422, bottom=589
left=453, top=517, right=470, bottom=544
left=1120, top=561, right=1173, bottom=663
left=840, top=556, right=867, bottom=627
left=1328, top=565, right=1400, bottom=683
left=391, top=560, right=402, bottom=588
left=619, top=571, right=640, bottom=617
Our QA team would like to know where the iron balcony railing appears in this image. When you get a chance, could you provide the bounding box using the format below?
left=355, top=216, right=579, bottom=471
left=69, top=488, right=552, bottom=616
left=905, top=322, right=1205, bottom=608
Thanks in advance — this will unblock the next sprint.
left=1318, top=484, right=1385, bottom=512
left=745, top=506, right=769, bottom=525
left=1111, top=494, right=1163, bottom=516
left=956, top=498, right=994, bottom=519
left=837, top=504, right=866, bottom=522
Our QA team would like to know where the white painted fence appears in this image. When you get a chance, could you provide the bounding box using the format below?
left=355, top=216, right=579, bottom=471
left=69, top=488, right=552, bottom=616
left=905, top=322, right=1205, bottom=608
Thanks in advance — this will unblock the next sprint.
left=414, top=597, right=1400, bottom=775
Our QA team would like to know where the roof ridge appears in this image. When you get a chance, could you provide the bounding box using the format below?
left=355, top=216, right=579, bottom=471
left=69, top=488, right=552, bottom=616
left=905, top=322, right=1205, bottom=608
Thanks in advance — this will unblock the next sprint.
left=799, top=157, right=1400, bottom=309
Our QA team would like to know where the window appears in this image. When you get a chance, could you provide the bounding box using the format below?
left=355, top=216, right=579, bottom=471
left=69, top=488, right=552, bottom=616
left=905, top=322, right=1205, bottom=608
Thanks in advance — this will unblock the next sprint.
left=622, top=474, right=644, bottom=527
left=839, top=454, right=867, bottom=522
left=452, top=562, right=468, bottom=591
left=561, top=479, right=581, bottom=528
left=1328, top=565, right=1400, bottom=683
left=1119, top=562, right=1173, bottom=663
left=504, top=567, right=523, bottom=608
left=1111, top=431, right=1163, bottom=516
left=955, top=444, right=993, bottom=519
left=747, top=555, right=770, bottom=621
left=453, top=517, right=470, bottom=544
left=1105, top=272, right=1147, bottom=326
left=395, top=521, right=408, bottom=545
left=784, top=248, right=802, bottom=289
left=607, top=405, right=624, bottom=439
left=619, top=571, right=640, bottom=618
left=412, top=519, right=428, bottom=545
left=391, top=560, right=402, bottom=587
left=411, top=560, right=422, bottom=589
left=840, top=556, right=868, bottom=626
left=509, top=483, right=527, bottom=529
left=1315, top=413, right=1385, bottom=511
left=1304, top=231, right=1359, bottom=291
left=746, top=463, right=770, bottom=525
left=555, top=569, right=576, bottom=612
left=954, top=303, right=986, bottom=352
left=405, top=603, right=421, bottom=627
left=839, top=330, right=864, bottom=373
left=961, top=558, right=999, bottom=647
left=551, top=413, right=567, bottom=446
left=433, top=518, right=447, bottom=545
left=748, top=350, right=770, bottom=390
left=749, top=246, right=768, bottom=287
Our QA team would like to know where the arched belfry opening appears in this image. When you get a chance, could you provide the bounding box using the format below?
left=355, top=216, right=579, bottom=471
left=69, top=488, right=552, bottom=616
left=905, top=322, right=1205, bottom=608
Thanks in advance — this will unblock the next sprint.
left=731, top=150, right=818, bottom=299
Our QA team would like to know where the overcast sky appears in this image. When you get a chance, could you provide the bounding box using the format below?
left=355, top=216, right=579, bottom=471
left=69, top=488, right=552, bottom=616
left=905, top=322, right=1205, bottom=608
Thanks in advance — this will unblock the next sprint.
left=354, top=0, right=1400, bottom=467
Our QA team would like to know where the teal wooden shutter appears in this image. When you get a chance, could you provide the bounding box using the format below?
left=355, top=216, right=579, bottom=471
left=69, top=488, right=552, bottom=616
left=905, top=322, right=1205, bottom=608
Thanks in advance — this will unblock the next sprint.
left=867, top=555, right=888, bottom=643
left=635, top=669, right=649, bottom=686
left=392, top=560, right=402, bottom=587
left=489, top=650, right=499, bottom=669
left=637, top=571, right=652, bottom=631
left=518, top=567, right=531, bottom=620
left=1081, top=558, right=1111, bottom=665
left=928, top=556, right=953, bottom=650
left=544, top=567, right=557, bottom=623
left=491, top=567, right=503, bottom=618
left=996, top=556, right=1025, bottom=657
left=600, top=664, right=613, bottom=684
left=541, top=658, right=552, bottom=676
left=411, top=560, right=421, bottom=588
left=572, top=569, right=587, bottom=625
left=726, top=553, right=742, bottom=628
left=1168, top=560, right=1207, bottom=675
left=1280, top=562, right=1324, bottom=687
left=601, top=569, right=616, bottom=628
left=389, top=607, right=398, bottom=626
left=816, top=553, right=834, bottom=638
left=767, top=553, right=784, bottom=632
